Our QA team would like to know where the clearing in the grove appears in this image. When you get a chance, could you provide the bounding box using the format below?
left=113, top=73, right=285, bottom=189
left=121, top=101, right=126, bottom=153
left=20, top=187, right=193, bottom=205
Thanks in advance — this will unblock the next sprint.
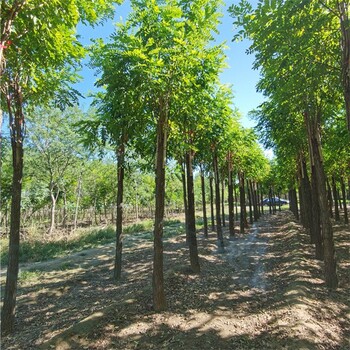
left=1, top=211, right=349, bottom=350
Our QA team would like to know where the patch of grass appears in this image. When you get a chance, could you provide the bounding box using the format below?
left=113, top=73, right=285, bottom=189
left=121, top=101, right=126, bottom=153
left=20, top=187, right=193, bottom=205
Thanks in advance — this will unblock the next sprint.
left=1, top=226, right=115, bottom=266
left=78, top=226, right=115, bottom=247
left=0, top=218, right=186, bottom=266
left=137, top=231, right=153, bottom=241
left=19, top=269, right=43, bottom=283
left=164, top=219, right=182, bottom=226
left=124, top=220, right=153, bottom=235
left=164, top=223, right=185, bottom=238
left=59, top=262, right=75, bottom=271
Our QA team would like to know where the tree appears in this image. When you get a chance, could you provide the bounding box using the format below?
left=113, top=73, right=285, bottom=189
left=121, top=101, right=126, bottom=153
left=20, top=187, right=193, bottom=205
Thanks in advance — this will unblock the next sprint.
left=26, top=107, right=84, bottom=234
left=230, top=0, right=341, bottom=288
left=1, top=0, right=120, bottom=335
left=91, top=0, right=224, bottom=310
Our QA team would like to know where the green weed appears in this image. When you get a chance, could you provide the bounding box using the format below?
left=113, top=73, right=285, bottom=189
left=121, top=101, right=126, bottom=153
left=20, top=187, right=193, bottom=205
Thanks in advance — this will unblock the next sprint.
left=124, top=220, right=153, bottom=234
left=1, top=226, right=115, bottom=266
left=1, top=219, right=185, bottom=266
left=59, top=262, right=75, bottom=271
left=19, top=269, right=43, bottom=282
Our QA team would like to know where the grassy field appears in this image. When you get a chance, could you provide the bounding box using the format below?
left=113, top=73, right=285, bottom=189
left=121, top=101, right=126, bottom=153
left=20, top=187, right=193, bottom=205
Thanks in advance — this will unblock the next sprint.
left=0, top=218, right=185, bottom=266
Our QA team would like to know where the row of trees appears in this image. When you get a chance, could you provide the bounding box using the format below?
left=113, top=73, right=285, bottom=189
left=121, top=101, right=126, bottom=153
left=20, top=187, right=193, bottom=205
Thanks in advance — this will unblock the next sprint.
left=230, top=0, right=350, bottom=289
left=0, top=0, right=122, bottom=335
left=2, top=0, right=348, bottom=337
left=1, top=0, right=272, bottom=335
left=81, top=0, right=272, bottom=310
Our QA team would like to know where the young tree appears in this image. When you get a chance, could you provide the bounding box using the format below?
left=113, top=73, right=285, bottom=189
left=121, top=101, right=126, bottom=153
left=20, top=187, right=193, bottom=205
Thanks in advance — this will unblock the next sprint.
left=26, top=107, right=84, bottom=234
left=92, top=0, right=224, bottom=310
left=1, top=0, right=120, bottom=335
left=231, top=0, right=341, bottom=288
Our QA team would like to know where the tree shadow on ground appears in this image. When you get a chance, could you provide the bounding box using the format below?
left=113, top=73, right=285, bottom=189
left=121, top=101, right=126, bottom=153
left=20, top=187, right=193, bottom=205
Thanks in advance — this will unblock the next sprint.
left=2, top=211, right=349, bottom=350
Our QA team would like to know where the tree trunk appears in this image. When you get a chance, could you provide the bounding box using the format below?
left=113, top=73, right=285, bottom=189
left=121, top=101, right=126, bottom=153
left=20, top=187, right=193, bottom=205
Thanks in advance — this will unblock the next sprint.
left=200, top=166, right=208, bottom=238
left=338, top=188, right=343, bottom=210
left=213, top=152, right=224, bottom=252
left=135, top=180, right=139, bottom=222
left=62, top=192, right=67, bottom=227
left=209, top=176, right=215, bottom=231
left=1, top=84, right=24, bottom=336
left=114, top=140, right=125, bottom=281
left=181, top=161, right=189, bottom=242
left=221, top=179, right=225, bottom=227
left=340, top=177, right=349, bottom=224
left=332, top=176, right=340, bottom=221
left=234, top=182, right=239, bottom=220
left=338, top=1, right=350, bottom=131
left=298, top=173, right=306, bottom=226
left=254, top=181, right=260, bottom=220
left=305, top=110, right=338, bottom=288
left=239, top=172, right=247, bottom=233
left=48, top=184, right=59, bottom=235
left=227, top=161, right=235, bottom=238
left=289, top=188, right=298, bottom=220
left=326, top=178, right=333, bottom=218
left=153, top=98, right=168, bottom=311
left=185, top=150, right=200, bottom=273
left=247, top=179, right=253, bottom=224
left=268, top=187, right=273, bottom=214
left=310, top=165, right=323, bottom=260
left=301, top=158, right=312, bottom=231
left=277, top=190, right=282, bottom=212
left=259, top=183, right=264, bottom=215
left=74, top=172, right=82, bottom=231
left=251, top=180, right=259, bottom=221
left=300, top=157, right=314, bottom=237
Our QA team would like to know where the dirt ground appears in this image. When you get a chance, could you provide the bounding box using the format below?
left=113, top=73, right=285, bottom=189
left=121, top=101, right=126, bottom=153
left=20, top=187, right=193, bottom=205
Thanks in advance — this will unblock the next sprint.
left=1, top=211, right=349, bottom=350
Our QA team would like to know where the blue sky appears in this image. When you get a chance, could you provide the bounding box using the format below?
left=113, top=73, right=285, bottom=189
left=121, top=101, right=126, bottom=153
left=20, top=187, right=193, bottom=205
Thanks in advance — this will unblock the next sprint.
left=76, top=0, right=264, bottom=129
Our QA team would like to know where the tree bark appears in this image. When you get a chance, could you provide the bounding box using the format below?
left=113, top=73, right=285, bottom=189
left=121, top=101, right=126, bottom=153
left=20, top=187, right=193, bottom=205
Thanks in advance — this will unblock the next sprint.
left=153, top=97, right=168, bottom=311
left=239, top=172, right=247, bottom=233
left=254, top=181, right=260, bottom=220
left=74, top=171, right=82, bottom=231
left=259, top=183, right=264, bottom=215
left=305, top=110, right=338, bottom=288
left=251, top=180, right=259, bottom=221
left=340, top=177, right=349, bottom=224
left=268, top=187, right=273, bottom=214
left=1, top=82, right=24, bottom=335
left=299, top=157, right=312, bottom=235
left=221, top=178, right=225, bottom=227
left=227, top=157, right=235, bottom=238
left=234, top=181, right=239, bottom=220
left=200, top=165, right=208, bottom=238
left=209, top=176, right=215, bottom=231
left=326, top=178, right=333, bottom=218
left=338, top=1, right=350, bottom=131
left=297, top=175, right=305, bottom=226
left=310, top=165, right=323, bottom=261
left=181, top=161, right=189, bottom=242
left=213, top=152, right=224, bottom=252
left=289, top=188, right=299, bottom=220
left=134, top=177, right=139, bottom=222
left=48, top=184, right=59, bottom=235
left=331, top=176, right=340, bottom=221
left=247, top=179, right=253, bottom=224
left=114, top=140, right=125, bottom=281
left=277, top=190, right=282, bottom=212
left=185, top=150, right=200, bottom=273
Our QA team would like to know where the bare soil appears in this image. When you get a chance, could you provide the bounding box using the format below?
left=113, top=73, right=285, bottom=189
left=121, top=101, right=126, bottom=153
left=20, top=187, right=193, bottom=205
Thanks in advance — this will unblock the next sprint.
left=1, top=211, right=349, bottom=349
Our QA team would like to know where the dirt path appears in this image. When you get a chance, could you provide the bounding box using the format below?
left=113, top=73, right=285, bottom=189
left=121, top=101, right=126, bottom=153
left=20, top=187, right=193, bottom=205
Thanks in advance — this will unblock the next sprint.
left=1, top=211, right=349, bottom=350
left=226, top=220, right=270, bottom=291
